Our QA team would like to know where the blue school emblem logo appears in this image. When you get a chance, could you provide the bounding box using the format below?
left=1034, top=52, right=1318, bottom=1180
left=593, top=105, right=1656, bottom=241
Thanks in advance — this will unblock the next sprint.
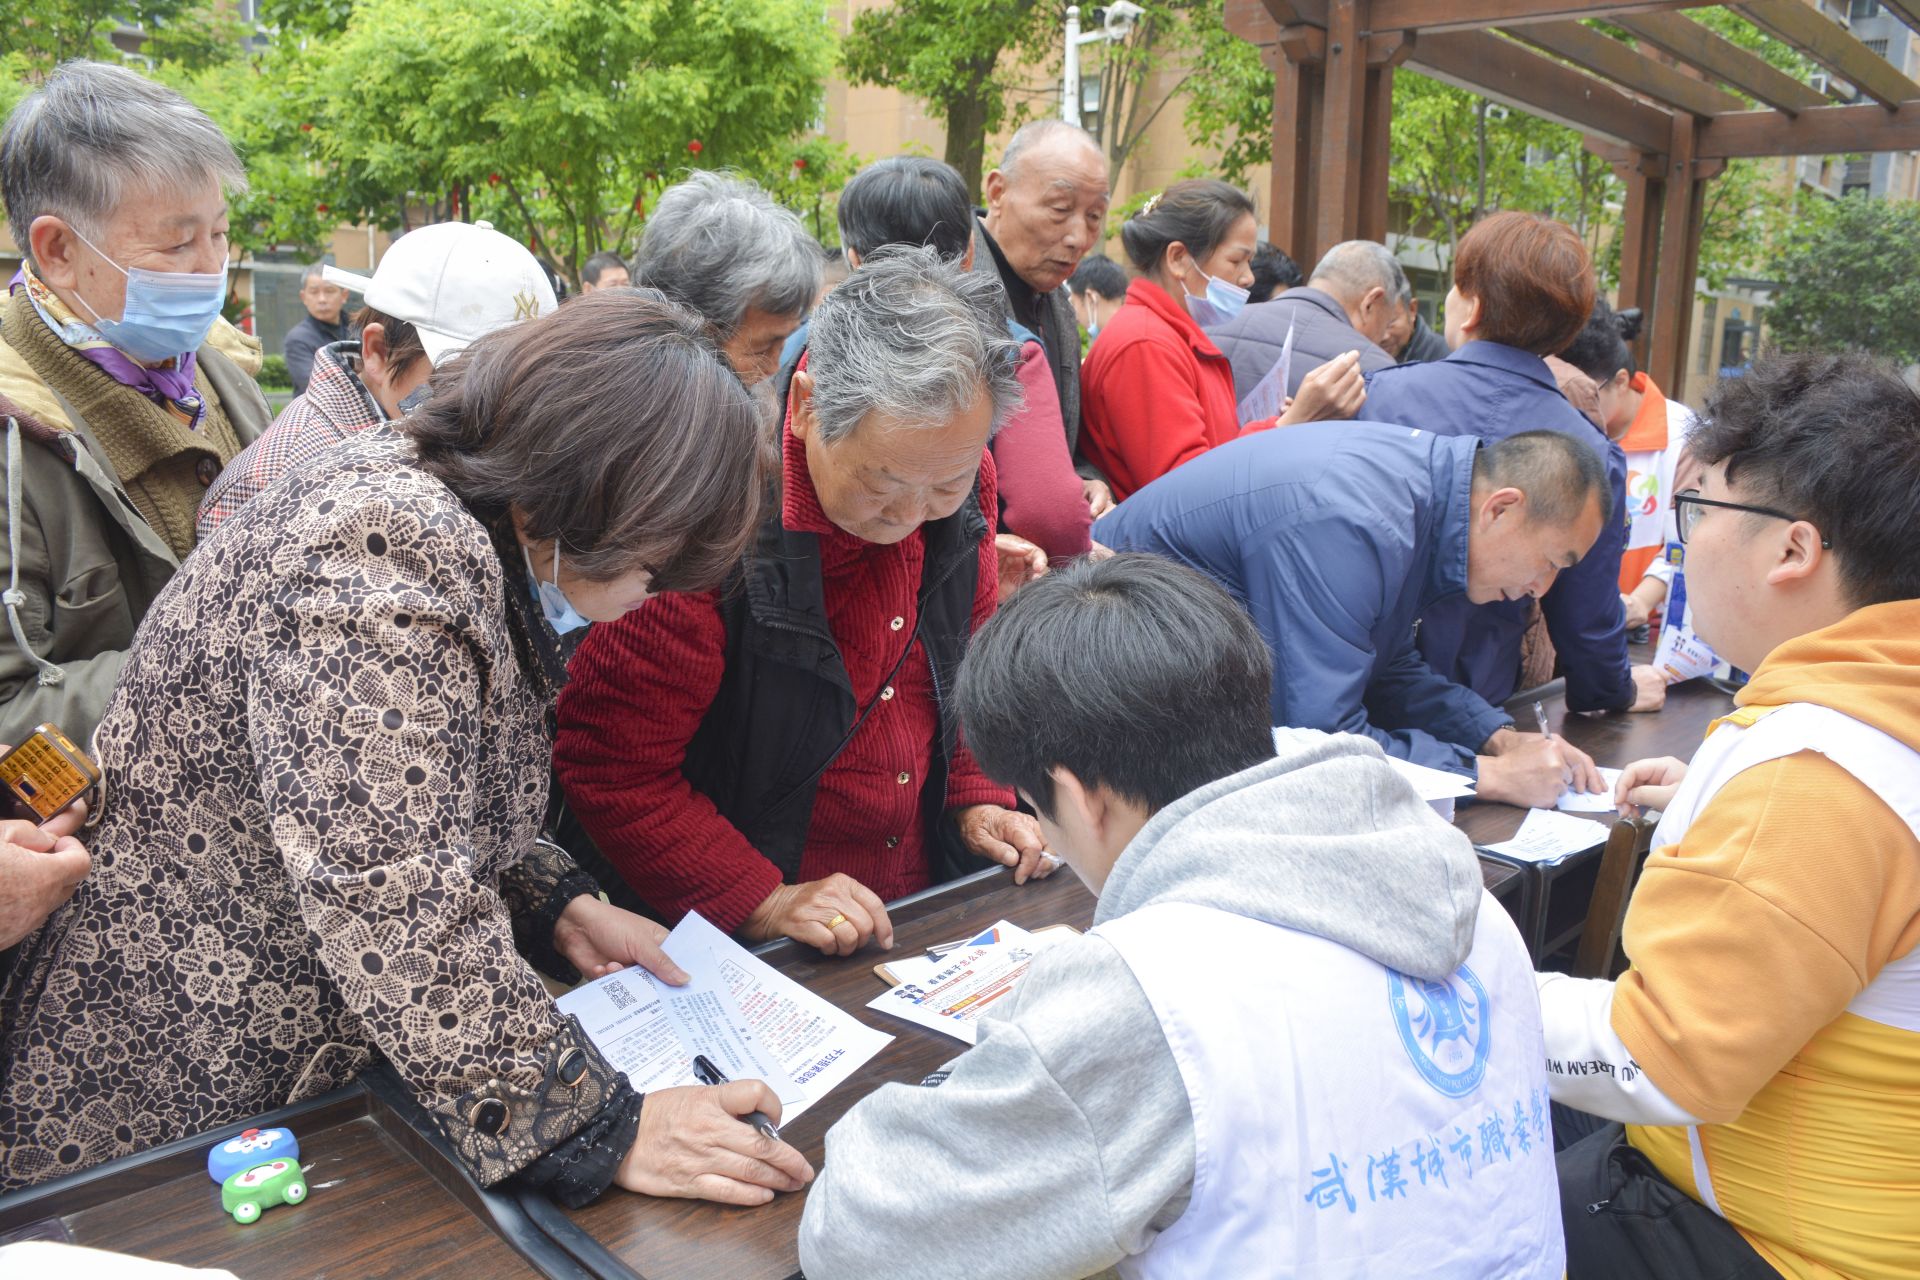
left=1387, top=964, right=1490, bottom=1097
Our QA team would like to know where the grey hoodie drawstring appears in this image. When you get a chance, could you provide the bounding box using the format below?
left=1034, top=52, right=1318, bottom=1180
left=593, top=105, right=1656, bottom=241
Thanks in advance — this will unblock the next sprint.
left=4, top=417, right=67, bottom=688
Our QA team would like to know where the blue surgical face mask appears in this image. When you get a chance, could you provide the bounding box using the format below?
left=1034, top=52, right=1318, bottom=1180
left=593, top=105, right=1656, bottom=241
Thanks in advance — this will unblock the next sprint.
left=524, top=543, right=591, bottom=635
left=1183, top=270, right=1249, bottom=327
left=68, top=228, right=229, bottom=363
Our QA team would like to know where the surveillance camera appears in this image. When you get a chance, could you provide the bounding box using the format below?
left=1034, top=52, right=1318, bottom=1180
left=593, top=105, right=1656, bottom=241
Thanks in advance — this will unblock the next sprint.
left=1102, top=1, right=1144, bottom=37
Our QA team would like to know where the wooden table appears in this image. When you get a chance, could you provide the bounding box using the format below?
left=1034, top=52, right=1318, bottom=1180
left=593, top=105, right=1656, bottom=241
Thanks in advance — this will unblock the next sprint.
left=0, top=1068, right=562, bottom=1278
left=0, top=678, right=1738, bottom=1280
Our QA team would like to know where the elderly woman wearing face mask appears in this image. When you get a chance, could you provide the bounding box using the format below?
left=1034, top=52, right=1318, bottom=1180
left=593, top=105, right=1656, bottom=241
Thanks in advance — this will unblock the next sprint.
left=0, top=289, right=816, bottom=1210
left=0, top=61, right=273, bottom=750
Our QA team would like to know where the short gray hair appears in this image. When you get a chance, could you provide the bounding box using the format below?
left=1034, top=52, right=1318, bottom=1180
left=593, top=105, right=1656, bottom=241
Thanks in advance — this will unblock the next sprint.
left=999, top=119, right=1103, bottom=184
left=631, top=170, right=821, bottom=337
left=806, top=245, right=1022, bottom=444
left=301, top=261, right=331, bottom=287
left=1308, top=240, right=1412, bottom=308
left=1, top=60, right=247, bottom=262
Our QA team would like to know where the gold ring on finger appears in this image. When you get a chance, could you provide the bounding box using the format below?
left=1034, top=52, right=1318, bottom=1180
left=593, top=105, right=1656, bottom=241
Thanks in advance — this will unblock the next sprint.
left=825, top=913, right=849, bottom=929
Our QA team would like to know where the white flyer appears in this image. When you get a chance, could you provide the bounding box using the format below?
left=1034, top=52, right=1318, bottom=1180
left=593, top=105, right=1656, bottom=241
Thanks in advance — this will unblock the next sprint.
left=557, top=910, right=892, bottom=1124
left=1556, top=766, right=1624, bottom=813
left=866, top=920, right=1069, bottom=1045
left=1483, top=807, right=1609, bottom=864
left=1237, top=320, right=1295, bottom=425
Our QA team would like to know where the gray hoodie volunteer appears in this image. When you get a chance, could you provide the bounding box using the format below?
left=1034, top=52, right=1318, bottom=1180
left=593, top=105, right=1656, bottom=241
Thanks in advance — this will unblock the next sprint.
left=799, top=729, right=1562, bottom=1279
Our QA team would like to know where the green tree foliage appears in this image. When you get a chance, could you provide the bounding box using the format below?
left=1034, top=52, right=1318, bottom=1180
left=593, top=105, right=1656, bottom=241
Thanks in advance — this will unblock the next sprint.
left=280, top=0, right=835, bottom=285
left=842, top=0, right=1050, bottom=202
left=1766, top=193, right=1920, bottom=361
left=3, top=0, right=245, bottom=71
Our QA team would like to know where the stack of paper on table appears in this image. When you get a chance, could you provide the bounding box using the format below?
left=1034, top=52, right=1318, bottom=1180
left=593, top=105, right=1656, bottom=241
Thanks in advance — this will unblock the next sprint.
left=557, top=910, right=891, bottom=1123
left=866, top=920, right=1071, bottom=1045
left=1482, top=807, right=1610, bottom=864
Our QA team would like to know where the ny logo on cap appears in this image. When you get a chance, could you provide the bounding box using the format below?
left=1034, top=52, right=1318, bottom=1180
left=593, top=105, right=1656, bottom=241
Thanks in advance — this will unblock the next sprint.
left=512, top=289, right=541, bottom=320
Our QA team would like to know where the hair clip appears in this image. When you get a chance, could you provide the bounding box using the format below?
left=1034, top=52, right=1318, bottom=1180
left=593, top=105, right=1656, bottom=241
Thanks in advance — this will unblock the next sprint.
left=1139, top=191, right=1164, bottom=218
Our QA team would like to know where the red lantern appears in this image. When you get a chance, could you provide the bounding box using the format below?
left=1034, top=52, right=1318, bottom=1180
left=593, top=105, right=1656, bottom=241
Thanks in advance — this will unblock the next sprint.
left=793, top=157, right=808, bottom=171
left=299, top=122, right=313, bottom=133
left=315, top=203, right=330, bottom=215
left=488, top=173, right=501, bottom=187
left=687, top=139, right=703, bottom=155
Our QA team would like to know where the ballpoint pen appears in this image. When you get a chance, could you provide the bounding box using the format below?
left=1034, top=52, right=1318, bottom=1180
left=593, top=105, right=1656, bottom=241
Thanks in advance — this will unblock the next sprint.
left=1532, top=699, right=1552, bottom=741
left=691, top=1054, right=782, bottom=1142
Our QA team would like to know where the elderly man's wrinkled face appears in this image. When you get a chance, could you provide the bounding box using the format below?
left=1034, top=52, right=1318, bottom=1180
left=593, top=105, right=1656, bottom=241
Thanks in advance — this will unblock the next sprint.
left=788, top=372, right=994, bottom=546
left=723, top=305, right=804, bottom=386
left=33, top=179, right=229, bottom=324
left=301, top=276, right=349, bottom=325
left=1464, top=485, right=1604, bottom=605
left=983, top=138, right=1111, bottom=296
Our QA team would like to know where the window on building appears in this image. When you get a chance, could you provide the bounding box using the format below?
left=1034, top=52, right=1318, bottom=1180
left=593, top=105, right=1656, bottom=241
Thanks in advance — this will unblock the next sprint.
left=1851, top=0, right=1883, bottom=19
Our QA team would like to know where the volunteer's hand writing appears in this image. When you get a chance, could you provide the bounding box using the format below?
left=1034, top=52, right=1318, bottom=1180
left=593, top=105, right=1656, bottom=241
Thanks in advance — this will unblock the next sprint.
left=1616, top=755, right=1688, bottom=817
left=552, top=892, right=689, bottom=985
left=1277, top=351, right=1366, bottom=425
left=954, top=803, right=1055, bottom=885
left=994, top=533, right=1048, bottom=603
left=743, top=873, right=894, bottom=956
left=618, top=1082, right=814, bottom=1205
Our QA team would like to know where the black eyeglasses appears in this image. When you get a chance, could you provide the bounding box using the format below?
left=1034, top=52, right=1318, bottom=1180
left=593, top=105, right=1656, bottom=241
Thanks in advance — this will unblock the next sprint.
left=1672, top=489, right=1831, bottom=548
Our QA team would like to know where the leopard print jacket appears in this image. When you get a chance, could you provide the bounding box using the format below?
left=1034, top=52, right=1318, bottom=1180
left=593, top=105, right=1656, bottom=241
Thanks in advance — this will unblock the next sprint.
left=0, top=426, right=625, bottom=1191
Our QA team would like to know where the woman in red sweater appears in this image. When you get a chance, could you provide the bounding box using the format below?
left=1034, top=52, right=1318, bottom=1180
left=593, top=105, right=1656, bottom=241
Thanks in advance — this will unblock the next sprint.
left=1080, top=181, right=1362, bottom=500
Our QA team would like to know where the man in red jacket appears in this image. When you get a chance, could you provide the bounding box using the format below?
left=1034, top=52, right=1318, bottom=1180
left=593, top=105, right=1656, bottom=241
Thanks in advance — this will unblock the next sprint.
left=554, top=249, right=1053, bottom=955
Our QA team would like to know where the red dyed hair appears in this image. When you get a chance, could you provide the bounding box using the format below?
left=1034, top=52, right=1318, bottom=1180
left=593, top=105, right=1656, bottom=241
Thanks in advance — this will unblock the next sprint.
left=1453, top=211, right=1596, bottom=356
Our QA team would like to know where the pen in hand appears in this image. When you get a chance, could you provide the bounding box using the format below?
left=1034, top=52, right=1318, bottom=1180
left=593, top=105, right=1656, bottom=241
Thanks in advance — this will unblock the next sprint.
left=691, top=1053, right=782, bottom=1142
left=1533, top=699, right=1574, bottom=790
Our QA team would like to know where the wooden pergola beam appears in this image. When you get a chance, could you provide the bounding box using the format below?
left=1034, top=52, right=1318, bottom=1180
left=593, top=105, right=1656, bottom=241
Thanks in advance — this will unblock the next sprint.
left=1699, top=100, right=1920, bottom=157
left=1367, top=0, right=1712, bottom=33
left=1408, top=28, right=1674, bottom=151
left=1507, top=20, right=1746, bottom=116
left=1614, top=11, right=1828, bottom=115
left=1735, top=0, right=1920, bottom=110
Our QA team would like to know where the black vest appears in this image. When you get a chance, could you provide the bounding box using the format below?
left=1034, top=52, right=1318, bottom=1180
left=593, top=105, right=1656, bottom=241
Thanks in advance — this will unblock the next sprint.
left=673, top=472, right=989, bottom=887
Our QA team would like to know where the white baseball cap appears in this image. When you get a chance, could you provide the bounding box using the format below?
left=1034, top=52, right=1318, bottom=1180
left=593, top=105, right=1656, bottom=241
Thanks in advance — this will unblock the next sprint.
left=324, top=220, right=556, bottom=366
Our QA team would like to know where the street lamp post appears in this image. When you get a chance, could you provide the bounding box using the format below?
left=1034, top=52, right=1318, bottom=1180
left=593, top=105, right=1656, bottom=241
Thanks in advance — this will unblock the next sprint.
left=1061, top=3, right=1142, bottom=128
left=1063, top=5, right=1083, bottom=126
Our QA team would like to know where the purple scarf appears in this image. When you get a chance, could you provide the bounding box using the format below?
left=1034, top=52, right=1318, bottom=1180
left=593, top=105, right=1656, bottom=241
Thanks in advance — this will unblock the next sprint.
left=9, top=269, right=206, bottom=429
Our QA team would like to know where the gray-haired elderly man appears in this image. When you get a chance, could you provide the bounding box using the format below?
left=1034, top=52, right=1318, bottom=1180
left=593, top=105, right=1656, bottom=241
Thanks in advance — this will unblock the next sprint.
left=631, top=170, right=821, bottom=385
left=1211, top=238, right=1408, bottom=406
left=973, top=120, right=1113, bottom=513
left=554, top=246, right=1056, bottom=960
left=283, top=260, right=351, bottom=393
left=0, top=61, right=271, bottom=750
